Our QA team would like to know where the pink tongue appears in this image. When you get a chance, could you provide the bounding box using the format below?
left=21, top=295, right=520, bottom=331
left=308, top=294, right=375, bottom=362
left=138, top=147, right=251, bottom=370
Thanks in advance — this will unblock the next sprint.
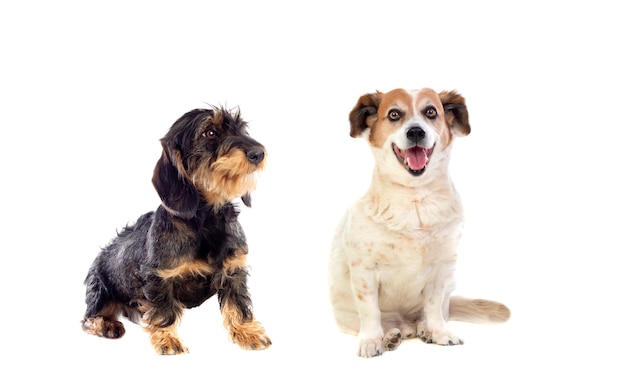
left=406, top=147, right=427, bottom=170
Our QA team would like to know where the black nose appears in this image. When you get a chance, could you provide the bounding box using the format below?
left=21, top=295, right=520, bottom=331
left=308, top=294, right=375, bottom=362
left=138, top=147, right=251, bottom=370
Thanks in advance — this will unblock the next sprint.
left=246, top=148, right=265, bottom=165
left=406, top=126, right=426, bottom=143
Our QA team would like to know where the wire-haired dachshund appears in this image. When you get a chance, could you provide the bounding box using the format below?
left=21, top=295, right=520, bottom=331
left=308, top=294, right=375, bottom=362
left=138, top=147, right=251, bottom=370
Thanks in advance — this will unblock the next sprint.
left=82, top=106, right=271, bottom=354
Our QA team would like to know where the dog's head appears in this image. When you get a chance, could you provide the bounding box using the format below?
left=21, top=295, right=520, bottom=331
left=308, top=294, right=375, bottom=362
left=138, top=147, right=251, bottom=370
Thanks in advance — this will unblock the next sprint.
left=152, top=107, right=266, bottom=218
left=349, top=88, right=470, bottom=177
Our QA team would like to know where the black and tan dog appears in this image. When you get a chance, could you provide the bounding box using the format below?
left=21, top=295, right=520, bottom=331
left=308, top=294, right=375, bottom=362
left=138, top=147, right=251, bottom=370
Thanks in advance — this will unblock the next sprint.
left=82, top=107, right=271, bottom=354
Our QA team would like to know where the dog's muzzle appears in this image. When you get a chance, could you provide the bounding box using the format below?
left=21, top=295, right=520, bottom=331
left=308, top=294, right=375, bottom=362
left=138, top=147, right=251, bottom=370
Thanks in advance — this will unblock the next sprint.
left=392, top=126, right=434, bottom=176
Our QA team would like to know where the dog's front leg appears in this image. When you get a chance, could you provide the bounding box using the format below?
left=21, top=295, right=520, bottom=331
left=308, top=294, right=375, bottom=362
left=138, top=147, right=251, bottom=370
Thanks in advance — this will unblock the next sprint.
left=217, top=267, right=271, bottom=350
left=142, top=277, right=188, bottom=354
left=144, top=319, right=188, bottom=355
left=350, top=266, right=385, bottom=357
left=417, top=270, right=463, bottom=346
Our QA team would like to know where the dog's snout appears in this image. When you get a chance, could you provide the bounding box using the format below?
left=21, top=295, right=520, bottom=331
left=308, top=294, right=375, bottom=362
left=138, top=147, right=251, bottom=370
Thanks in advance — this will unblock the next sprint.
left=406, top=126, right=426, bottom=143
left=246, top=148, right=265, bottom=165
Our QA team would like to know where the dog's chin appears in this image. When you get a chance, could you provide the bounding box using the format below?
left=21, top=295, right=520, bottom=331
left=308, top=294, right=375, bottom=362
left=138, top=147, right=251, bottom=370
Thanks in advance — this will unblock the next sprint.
left=392, top=143, right=434, bottom=177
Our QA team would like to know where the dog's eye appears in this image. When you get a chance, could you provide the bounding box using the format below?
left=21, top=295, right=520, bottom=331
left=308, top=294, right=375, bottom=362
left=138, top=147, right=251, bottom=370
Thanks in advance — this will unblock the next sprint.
left=202, top=129, right=216, bottom=138
left=388, top=109, right=402, bottom=121
left=423, top=106, right=438, bottom=119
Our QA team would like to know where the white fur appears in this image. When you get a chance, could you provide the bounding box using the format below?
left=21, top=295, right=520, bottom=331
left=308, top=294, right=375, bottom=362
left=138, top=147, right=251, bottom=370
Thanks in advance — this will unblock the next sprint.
left=329, top=88, right=467, bottom=357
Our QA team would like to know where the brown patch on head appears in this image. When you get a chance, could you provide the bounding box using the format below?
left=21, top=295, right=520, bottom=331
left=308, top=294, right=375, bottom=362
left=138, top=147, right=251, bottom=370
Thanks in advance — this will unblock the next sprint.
left=349, top=88, right=471, bottom=153
left=368, top=88, right=414, bottom=148
left=377, top=89, right=415, bottom=117
left=350, top=88, right=447, bottom=148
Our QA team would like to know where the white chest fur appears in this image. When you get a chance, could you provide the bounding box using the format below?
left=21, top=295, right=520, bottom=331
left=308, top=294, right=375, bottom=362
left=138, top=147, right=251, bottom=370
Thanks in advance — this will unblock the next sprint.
left=329, top=169, right=464, bottom=330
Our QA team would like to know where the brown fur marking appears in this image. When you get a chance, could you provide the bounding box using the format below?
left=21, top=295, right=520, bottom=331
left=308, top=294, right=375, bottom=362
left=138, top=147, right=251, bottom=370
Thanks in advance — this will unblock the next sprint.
left=144, top=323, right=189, bottom=355
left=222, top=298, right=271, bottom=350
left=157, top=259, right=214, bottom=280
left=201, top=108, right=224, bottom=130
left=192, top=149, right=264, bottom=206
left=369, top=89, right=412, bottom=148
left=222, top=250, right=248, bottom=273
left=439, top=90, right=471, bottom=137
left=82, top=316, right=126, bottom=339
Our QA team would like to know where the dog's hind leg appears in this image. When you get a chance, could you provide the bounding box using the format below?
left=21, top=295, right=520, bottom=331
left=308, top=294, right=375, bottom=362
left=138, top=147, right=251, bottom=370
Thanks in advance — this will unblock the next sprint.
left=82, top=272, right=125, bottom=339
left=217, top=267, right=271, bottom=350
left=82, top=314, right=125, bottom=339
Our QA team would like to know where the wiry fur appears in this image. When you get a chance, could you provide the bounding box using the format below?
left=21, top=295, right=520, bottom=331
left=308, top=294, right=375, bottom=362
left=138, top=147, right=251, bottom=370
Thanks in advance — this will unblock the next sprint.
left=329, top=88, right=510, bottom=358
left=82, top=107, right=271, bottom=354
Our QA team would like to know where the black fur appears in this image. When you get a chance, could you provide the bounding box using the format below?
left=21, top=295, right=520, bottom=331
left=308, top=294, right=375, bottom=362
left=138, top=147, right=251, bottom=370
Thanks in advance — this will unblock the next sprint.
left=82, top=107, right=271, bottom=354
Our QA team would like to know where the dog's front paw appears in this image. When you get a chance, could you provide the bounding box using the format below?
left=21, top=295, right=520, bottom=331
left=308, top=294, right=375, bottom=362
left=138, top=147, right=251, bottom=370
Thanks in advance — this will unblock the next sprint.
left=152, top=335, right=189, bottom=355
left=358, top=337, right=383, bottom=358
left=417, top=321, right=463, bottom=346
left=231, top=321, right=272, bottom=350
left=358, top=328, right=402, bottom=357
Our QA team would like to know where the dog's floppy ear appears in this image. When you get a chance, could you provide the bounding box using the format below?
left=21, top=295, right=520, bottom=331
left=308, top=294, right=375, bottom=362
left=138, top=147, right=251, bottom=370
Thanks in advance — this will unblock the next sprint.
left=349, top=91, right=382, bottom=138
left=152, top=140, right=199, bottom=219
left=439, top=90, right=471, bottom=136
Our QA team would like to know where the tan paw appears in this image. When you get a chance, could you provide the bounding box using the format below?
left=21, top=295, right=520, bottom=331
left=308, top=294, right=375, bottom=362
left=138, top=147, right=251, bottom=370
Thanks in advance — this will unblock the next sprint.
left=231, top=321, right=272, bottom=350
left=152, top=336, right=189, bottom=355
left=82, top=317, right=125, bottom=339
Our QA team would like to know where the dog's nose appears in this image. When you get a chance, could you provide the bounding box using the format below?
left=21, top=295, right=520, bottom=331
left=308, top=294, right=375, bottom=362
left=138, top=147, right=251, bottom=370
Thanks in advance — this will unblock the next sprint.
left=406, top=125, right=426, bottom=143
left=246, top=148, right=265, bottom=165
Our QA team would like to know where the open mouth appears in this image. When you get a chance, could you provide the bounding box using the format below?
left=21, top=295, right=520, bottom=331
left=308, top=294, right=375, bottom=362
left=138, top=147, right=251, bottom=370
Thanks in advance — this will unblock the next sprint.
left=392, top=143, right=434, bottom=176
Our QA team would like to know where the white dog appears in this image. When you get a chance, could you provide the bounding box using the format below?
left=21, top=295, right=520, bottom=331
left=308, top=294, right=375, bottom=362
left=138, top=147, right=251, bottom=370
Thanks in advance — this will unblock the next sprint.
left=328, top=88, right=510, bottom=358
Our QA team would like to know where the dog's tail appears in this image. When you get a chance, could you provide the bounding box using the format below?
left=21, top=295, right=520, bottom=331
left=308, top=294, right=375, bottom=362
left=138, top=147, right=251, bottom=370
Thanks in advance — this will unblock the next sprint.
left=448, top=296, right=511, bottom=324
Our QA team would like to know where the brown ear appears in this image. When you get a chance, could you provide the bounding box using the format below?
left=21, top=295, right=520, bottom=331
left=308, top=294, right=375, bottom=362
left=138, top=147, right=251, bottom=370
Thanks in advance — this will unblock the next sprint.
left=151, top=140, right=199, bottom=218
left=439, top=90, right=471, bottom=136
left=349, top=92, right=382, bottom=138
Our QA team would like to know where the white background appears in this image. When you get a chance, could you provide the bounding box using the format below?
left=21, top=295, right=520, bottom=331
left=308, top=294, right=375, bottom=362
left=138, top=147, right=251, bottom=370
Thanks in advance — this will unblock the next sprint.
left=2, top=1, right=624, bottom=378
